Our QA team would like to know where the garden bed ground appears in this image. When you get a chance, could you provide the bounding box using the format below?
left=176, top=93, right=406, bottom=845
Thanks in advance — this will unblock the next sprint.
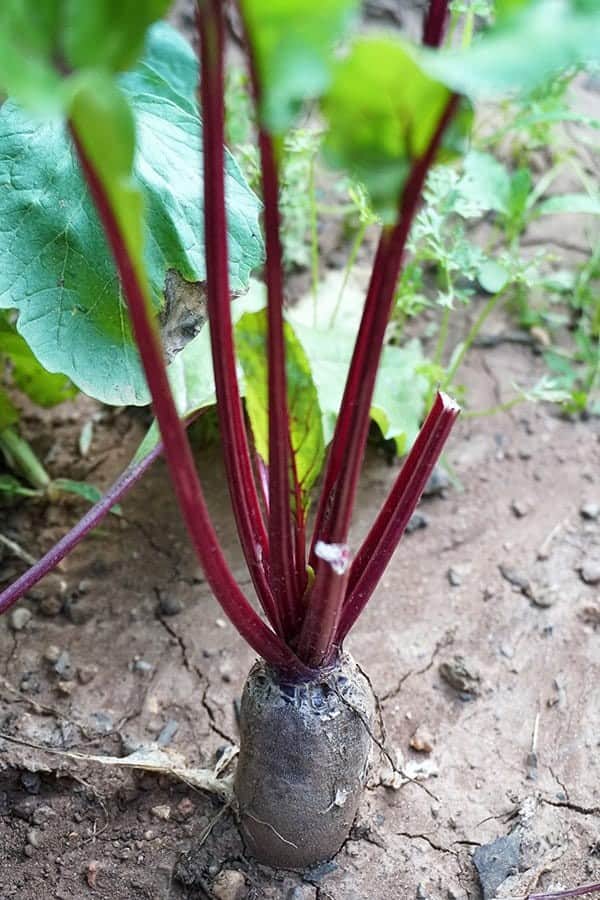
left=1, top=306, right=599, bottom=899
left=1, top=3, right=600, bottom=897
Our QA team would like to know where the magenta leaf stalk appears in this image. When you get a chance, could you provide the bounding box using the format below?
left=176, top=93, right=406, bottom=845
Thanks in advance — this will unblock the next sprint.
left=298, top=94, right=460, bottom=667
left=198, top=1, right=282, bottom=636
left=0, top=439, right=164, bottom=616
left=525, top=884, right=600, bottom=900
left=236, top=5, right=302, bottom=639
left=423, top=0, right=451, bottom=47
left=71, top=131, right=308, bottom=676
left=337, top=391, right=459, bottom=643
left=260, top=127, right=300, bottom=637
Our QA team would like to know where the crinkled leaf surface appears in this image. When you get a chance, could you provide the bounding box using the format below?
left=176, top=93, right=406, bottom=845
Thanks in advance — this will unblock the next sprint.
left=321, top=37, right=453, bottom=221
left=236, top=308, right=325, bottom=505
left=0, top=23, right=263, bottom=405
left=240, top=0, right=358, bottom=133
left=425, top=0, right=600, bottom=99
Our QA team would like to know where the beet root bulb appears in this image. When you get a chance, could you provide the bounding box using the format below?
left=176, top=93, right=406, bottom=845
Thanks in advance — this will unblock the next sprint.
left=234, top=653, right=375, bottom=869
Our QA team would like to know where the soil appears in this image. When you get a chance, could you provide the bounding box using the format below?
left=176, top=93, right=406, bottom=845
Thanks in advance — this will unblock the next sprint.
left=2, top=299, right=599, bottom=900
left=1, top=7, right=600, bottom=900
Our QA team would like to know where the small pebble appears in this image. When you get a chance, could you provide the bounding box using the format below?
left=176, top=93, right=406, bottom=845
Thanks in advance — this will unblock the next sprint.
left=580, top=502, right=600, bottom=521
left=77, top=665, right=98, bottom=685
left=219, top=663, right=232, bottom=683
left=157, top=720, right=179, bottom=746
left=21, top=773, right=41, bottom=795
left=447, top=567, right=462, bottom=587
left=176, top=797, right=194, bottom=819
left=410, top=726, right=434, bottom=754
left=63, top=594, right=94, bottom=625
left=439, top=655, right=481, bottom=698
left=54, top=650, right=73, bottom=680
left=499, top=565, right=532, bottom=597
left=287, top=887, right=316, bottom=900
left=27, top=829, right=41, bottom=849
left=423, top=467, right=450, bottom=498
left=532, top=587, right=559, bottom=609
left=86, top=861, right=99, bottom=889
left=579, top=560, right=600, bottom=586
left=9, top=608, right=32, bottom=631
left=39, top=595, right=63, bottom=617
left=133, top=659, right=153, bottom=674
left=511, top=498, right=531, bottom=518
left=32, top=805, right=54, bottom=825
left=406, top=512, right=429, bottom=534
left=43, top=644, right=62, bottom=664
left=150, top=804, right=171, bottom=821
left=212, top=868, right=246, bottom=900
left=158, top=592, right=184, bottom=617
left=447, top=888, right=467, bottom=900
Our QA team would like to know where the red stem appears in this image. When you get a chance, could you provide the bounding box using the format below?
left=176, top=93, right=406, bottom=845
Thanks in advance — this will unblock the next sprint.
left=71, top=130, right=308, bottom=677
left=290, top=432, right=307, bottom=603
left=528, top=885, right=600, bottom=900
left=254, top=452, right=270, bottom=514
left=298, top=95, right=459, bottom=667
left=336, top=391, right=459, bottom=643
left=260, top=129, right=299, bottom=637
left=0, top=438, right=164, bottom=615
left=198, top=1, right=282, bottom=635
left=423, top=0, right=450, bottom=47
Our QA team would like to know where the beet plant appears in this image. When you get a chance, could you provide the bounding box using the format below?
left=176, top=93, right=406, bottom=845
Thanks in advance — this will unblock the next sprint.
left=1, top=0, right=599, bottom=872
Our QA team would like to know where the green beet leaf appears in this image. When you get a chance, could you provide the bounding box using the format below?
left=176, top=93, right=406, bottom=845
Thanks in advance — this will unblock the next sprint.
left=0, top=0, right=169, bottom=114
left=63, top=0, right=171, bottom=72
left=321, top=37, right=453, bottom=222
left=292, top=323, right=427, bottom=455
left=0, top=0, right=65, bottom=113
left=426, top=0, right=600, bottom=99
left=0, top=23, right=263, bottom=406
left=236, top=308, right=325, bottom=508
left=286, top=275, right=428, bottom=452
left=0, top=315, right=76, bottom=407
left=240, top=0, right=359, bottom=133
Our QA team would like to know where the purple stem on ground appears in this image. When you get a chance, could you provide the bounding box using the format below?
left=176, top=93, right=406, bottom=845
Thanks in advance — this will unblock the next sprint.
left=527, top=884, right=600, bottom=900
left=0, top=440, right=164, bottom=616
